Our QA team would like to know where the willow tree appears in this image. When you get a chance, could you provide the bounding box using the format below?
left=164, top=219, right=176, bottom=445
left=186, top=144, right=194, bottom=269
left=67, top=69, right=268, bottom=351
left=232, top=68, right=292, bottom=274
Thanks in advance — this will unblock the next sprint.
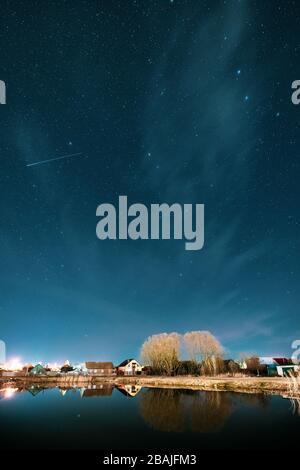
left=141, top=332, right=180, bottom=375
left=183, top=330, right=223, bottom=375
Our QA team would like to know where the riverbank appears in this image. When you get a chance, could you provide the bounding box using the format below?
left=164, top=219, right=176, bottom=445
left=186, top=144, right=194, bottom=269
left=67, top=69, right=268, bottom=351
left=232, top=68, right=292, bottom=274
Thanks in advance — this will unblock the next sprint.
left=0, top=375, right=298, bottom=396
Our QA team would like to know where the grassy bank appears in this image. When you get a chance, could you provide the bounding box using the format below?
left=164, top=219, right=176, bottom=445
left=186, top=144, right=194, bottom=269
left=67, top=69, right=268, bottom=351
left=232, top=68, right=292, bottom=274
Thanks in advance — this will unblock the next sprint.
left=0, top=374, right=298, bottom=396
left=130, top=375, right=296, bottom=396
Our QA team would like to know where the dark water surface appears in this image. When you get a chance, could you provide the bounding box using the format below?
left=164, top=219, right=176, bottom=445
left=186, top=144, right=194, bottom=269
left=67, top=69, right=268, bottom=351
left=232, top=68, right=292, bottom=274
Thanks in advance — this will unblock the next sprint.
left=0, top=385, right=299, bottom=450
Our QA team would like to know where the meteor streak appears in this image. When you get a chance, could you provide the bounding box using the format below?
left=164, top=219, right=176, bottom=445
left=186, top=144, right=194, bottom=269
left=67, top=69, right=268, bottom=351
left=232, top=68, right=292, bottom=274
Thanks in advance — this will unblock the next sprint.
left=26, top=152, right=83, bottom=167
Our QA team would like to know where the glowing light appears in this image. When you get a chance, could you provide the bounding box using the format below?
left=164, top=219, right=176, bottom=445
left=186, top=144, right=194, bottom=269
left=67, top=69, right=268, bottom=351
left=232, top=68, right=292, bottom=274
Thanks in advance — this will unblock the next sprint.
left=1, top=387, right=18, bottom=399
left=4, top=357, right=23, bottom=371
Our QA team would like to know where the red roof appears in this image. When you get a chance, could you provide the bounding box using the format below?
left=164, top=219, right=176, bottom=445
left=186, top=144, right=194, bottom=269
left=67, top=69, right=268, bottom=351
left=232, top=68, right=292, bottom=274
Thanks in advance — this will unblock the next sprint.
left=273, top=357, right=291, bottom=365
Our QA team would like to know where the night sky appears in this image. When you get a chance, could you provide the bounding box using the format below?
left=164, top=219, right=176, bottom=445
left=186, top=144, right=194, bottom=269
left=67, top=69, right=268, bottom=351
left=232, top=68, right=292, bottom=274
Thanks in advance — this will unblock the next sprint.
left=1, top=0, right=300, bottom=364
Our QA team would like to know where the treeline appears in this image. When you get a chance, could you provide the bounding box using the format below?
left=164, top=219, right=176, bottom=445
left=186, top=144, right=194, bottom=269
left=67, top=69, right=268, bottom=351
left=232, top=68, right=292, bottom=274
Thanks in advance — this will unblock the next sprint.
left=141, top=330, right=260, bottom=376
left=141, top=330, right=225, bottom=376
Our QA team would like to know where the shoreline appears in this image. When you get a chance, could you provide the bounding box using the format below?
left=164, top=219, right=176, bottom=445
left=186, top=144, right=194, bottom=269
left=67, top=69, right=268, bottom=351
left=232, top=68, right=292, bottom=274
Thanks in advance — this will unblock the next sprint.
left=0, top=375, right=298, bottom=397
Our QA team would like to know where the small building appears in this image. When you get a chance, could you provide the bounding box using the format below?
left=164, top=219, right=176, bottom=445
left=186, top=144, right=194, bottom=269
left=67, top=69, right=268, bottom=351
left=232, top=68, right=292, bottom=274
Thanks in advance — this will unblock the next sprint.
left=85, top=362, right=115, bottom=375
left=277, top=365, right=299, bottom=377
left=22, top=364, right=34, bottom=375
left=72, top=363, right=88, bottom=374
left=1, top=371, right=20, bottom=377
left=60, top=364, right=74, bottom=373
left=117, top=359, right=142, bottom=376
left=259, top=357, right=294, bottom=377
left=29, top=364, right=47, bottom=376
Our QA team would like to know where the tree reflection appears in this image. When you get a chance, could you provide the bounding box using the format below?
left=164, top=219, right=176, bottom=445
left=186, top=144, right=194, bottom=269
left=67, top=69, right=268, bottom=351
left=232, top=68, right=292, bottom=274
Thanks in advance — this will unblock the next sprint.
left=188, top=392, right=232, bottom=432
left=139, top=389, right=233, bottom=433
left=234, top=393, right=270, bottom=409
left=140, top=389, right=186, bottom=432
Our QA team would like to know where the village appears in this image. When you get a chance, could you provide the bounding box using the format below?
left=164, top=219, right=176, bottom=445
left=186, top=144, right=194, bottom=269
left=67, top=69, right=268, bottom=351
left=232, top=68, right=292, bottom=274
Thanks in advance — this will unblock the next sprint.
left=0, top=354, right=300, bottom=407
left=2, top=331, right=299, bottom=381
left=0, top=332, right=299, bottom=399
left=0, top=355, right=299, bottom=379
left=0, top=358, right=144, bottom=378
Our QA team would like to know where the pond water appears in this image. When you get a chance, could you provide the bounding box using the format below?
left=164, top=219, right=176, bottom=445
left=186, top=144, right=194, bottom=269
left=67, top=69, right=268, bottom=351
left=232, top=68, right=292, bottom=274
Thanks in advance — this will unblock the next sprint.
left=0, top=385, right=299, bottom=450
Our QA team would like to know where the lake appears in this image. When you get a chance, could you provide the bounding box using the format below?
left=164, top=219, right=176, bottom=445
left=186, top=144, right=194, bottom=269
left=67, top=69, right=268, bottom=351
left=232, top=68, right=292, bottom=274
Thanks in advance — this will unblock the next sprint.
left=0, top=385, right=299, bottom=450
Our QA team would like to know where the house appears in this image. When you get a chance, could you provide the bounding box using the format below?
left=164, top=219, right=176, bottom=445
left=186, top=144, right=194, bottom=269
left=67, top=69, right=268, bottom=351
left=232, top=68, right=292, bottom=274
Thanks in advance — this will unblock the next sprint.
left=85, top=362, right=116, bottom=375
left=60, top=364, right=74, bottom=373
left=258, top=357, right=295, bottom=376
left=259, top=357, right=290, bottom=366
left=29, top=364, right=47, bottom=376
left=22, top=364, right=34, bottom=375
left=117, top=359, right=142, bottom=376
left=73, top=363, right=88, bottom=374
left=276, top=364, right=299, bottom=377
left=1, top=371, right=20, bottom=377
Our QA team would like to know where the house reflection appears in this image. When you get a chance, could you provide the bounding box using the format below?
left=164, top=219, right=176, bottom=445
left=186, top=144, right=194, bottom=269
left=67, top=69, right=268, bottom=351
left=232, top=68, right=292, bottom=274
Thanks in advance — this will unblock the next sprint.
left=81, top=385, right=113, bottom=397
left=116, top=384, right=142, bottom=397
left=139, top=389, right=233, bottom=433
left=27, top=386, right=44, bottom=397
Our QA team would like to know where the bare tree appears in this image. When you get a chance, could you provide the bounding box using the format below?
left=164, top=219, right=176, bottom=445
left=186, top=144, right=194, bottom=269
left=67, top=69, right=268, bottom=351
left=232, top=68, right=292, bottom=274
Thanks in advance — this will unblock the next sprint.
left=245, top=356, right=261, bottom=376
left=183, top=330, right=223, bottom=375
left=239, top=353, right=262, bottom=376
left=227, top=360, right=240, bottom=376
left=141, top=333, right=180, bottom=375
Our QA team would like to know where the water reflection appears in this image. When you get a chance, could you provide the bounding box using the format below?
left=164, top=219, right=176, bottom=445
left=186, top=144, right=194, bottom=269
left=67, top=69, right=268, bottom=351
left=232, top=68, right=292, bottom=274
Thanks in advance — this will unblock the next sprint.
left=0, top=383, right=136, bottom=399
left=82, top=386, right=113, bottom=397
left=188, top=391, right=232, bottom=433
left=0, top=387, right=18, bottom=400
left=139, top=389, right=233, bottom=433
left=233, top=392, right=270, bottom=409
left=0, top=383, right=299, bottom=450
left=116, top=384, right=142, bottom=397
left=0, top=382, right=299, bottom=425
left=27, top=386, right=44, bottom=397
left=289, top=398, right=300, bottom=416
left=286, top=374, right=300, bottom=416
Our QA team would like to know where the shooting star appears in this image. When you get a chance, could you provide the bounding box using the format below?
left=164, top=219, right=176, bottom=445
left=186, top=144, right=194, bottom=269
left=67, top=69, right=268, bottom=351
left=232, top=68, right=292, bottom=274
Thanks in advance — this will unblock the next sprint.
left=26, top=152, right=83, bottom=167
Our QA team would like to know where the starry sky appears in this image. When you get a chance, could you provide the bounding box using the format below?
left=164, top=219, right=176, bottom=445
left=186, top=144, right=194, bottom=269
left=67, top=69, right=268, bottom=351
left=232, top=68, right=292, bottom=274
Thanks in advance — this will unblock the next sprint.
left=1, top=0, right=300, bottom=364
